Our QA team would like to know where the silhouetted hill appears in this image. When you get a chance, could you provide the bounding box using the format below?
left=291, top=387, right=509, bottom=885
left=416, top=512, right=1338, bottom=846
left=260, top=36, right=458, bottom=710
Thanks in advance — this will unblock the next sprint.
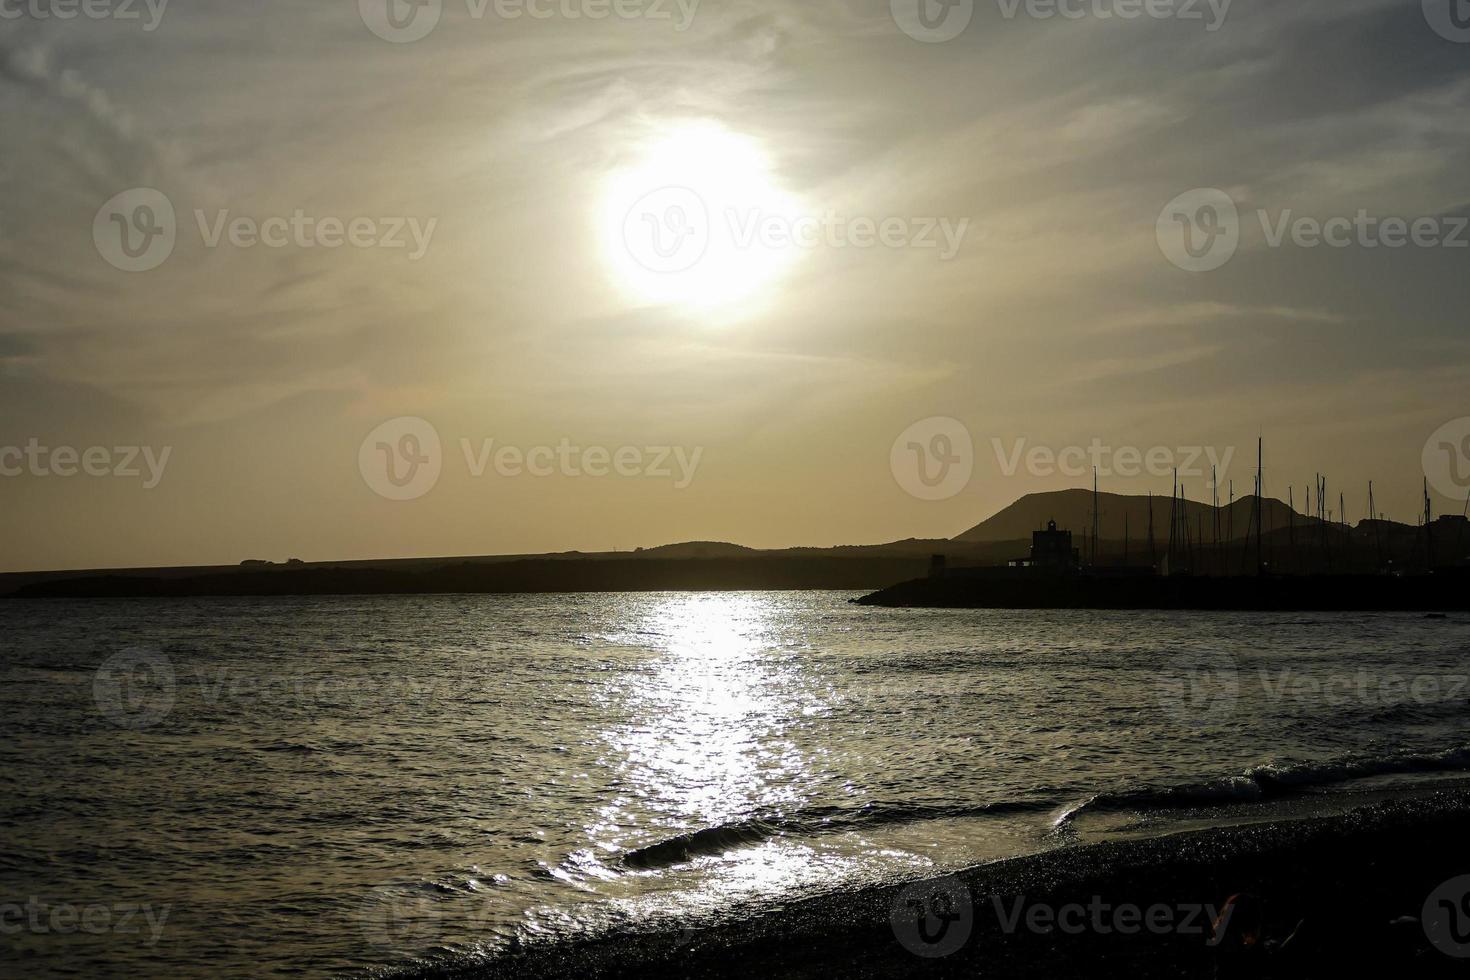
left=632, top=542, right=758, bottom=558
left=955, top=489, right=1346, bottom=544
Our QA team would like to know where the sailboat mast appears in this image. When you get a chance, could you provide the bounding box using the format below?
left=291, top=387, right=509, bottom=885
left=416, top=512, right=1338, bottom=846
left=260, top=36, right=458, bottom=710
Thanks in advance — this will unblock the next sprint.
left=1255, top=436, right=1263, bottom=574
left=1092, top=467, right=1100, bottom=566
left=1147, top=491, right=1156, bottom=568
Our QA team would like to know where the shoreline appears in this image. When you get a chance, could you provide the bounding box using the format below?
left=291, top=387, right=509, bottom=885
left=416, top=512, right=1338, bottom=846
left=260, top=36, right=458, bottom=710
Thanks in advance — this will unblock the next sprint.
left=418, top=791, right=1470, bottom=979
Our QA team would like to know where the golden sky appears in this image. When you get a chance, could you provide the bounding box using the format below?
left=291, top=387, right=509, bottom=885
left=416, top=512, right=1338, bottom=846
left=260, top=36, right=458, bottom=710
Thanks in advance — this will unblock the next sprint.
left=2, top=0, right=1468, bottom=570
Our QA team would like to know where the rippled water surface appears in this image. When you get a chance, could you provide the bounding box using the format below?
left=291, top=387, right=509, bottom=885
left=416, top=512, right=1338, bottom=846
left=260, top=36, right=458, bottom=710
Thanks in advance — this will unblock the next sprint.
left=4, top=593, right=1469, bottom=977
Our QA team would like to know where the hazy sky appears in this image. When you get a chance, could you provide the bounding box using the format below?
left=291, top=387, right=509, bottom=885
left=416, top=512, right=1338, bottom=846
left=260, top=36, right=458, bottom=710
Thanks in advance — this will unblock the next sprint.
left=2, top=0, right=1468, bottom=571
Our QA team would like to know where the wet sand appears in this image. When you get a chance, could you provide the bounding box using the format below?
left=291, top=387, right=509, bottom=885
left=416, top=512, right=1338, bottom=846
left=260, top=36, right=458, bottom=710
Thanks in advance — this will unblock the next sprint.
left=428, top=791, right=1470, bottom=979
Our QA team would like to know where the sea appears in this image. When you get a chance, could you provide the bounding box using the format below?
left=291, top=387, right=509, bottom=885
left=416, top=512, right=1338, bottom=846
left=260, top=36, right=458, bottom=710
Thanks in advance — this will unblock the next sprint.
left=4, top=592, right=1470, bottom=977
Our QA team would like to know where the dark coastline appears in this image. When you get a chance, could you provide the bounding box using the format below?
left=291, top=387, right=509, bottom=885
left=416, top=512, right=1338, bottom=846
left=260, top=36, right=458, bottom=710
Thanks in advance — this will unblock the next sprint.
left=419, top=792, right=1470, bottom=980
left=0, top=556, right=931, bottom=599
left=855, top=571, right=1470, bottom=612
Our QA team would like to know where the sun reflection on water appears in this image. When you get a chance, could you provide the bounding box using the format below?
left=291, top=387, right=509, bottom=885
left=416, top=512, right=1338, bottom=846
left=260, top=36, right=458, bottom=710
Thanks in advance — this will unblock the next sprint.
left=529, top=593, right=1043, bottom=943
left=599, top=593, right=810, bottom=833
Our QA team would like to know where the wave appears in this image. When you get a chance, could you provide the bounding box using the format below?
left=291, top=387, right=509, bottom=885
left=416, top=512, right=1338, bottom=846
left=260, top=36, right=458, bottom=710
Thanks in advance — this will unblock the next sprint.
left=1055, top=744, right=1470, bottom=828
left=621, top=799, right=1058, bottom=870
left=624, top=746, right=1470, bottom=870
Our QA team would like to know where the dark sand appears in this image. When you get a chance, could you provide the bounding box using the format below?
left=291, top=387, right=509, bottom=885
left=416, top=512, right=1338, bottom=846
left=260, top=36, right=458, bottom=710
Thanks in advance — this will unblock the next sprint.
left=427, top=791, right=1470, bottom=979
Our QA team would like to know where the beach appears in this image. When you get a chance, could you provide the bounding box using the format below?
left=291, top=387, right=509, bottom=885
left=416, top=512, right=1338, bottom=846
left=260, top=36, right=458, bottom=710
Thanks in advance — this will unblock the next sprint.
left=442, top=791, right=1470, bottom=979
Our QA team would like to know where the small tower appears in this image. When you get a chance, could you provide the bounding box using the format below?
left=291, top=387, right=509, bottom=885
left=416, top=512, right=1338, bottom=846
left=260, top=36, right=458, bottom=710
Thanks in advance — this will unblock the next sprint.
left=1030, top=520, right=1080, bottom=570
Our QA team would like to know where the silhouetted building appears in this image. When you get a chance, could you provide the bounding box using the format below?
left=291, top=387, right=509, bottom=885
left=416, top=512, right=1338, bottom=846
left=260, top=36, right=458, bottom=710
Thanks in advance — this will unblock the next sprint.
left=1009, top=520, right=1080, bottom=571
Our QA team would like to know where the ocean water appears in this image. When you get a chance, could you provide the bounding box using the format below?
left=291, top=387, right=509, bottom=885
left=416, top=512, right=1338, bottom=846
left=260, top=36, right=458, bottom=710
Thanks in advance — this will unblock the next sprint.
left=3, top=592, right=1470, bottom=978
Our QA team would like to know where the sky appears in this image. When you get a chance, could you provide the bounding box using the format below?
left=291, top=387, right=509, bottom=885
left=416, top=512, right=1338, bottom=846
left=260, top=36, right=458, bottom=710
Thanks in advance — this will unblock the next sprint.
left=2, top=0, right=1469, bottom=571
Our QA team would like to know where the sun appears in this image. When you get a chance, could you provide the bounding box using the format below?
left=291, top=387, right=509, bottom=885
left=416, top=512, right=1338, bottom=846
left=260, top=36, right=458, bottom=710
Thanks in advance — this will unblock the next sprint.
left=600, top=122, right=803, bottom=317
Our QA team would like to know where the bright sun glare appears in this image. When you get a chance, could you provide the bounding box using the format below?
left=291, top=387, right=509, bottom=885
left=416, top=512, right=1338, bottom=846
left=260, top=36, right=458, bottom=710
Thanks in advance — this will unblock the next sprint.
left=601, top=123, right=803, bottom=317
